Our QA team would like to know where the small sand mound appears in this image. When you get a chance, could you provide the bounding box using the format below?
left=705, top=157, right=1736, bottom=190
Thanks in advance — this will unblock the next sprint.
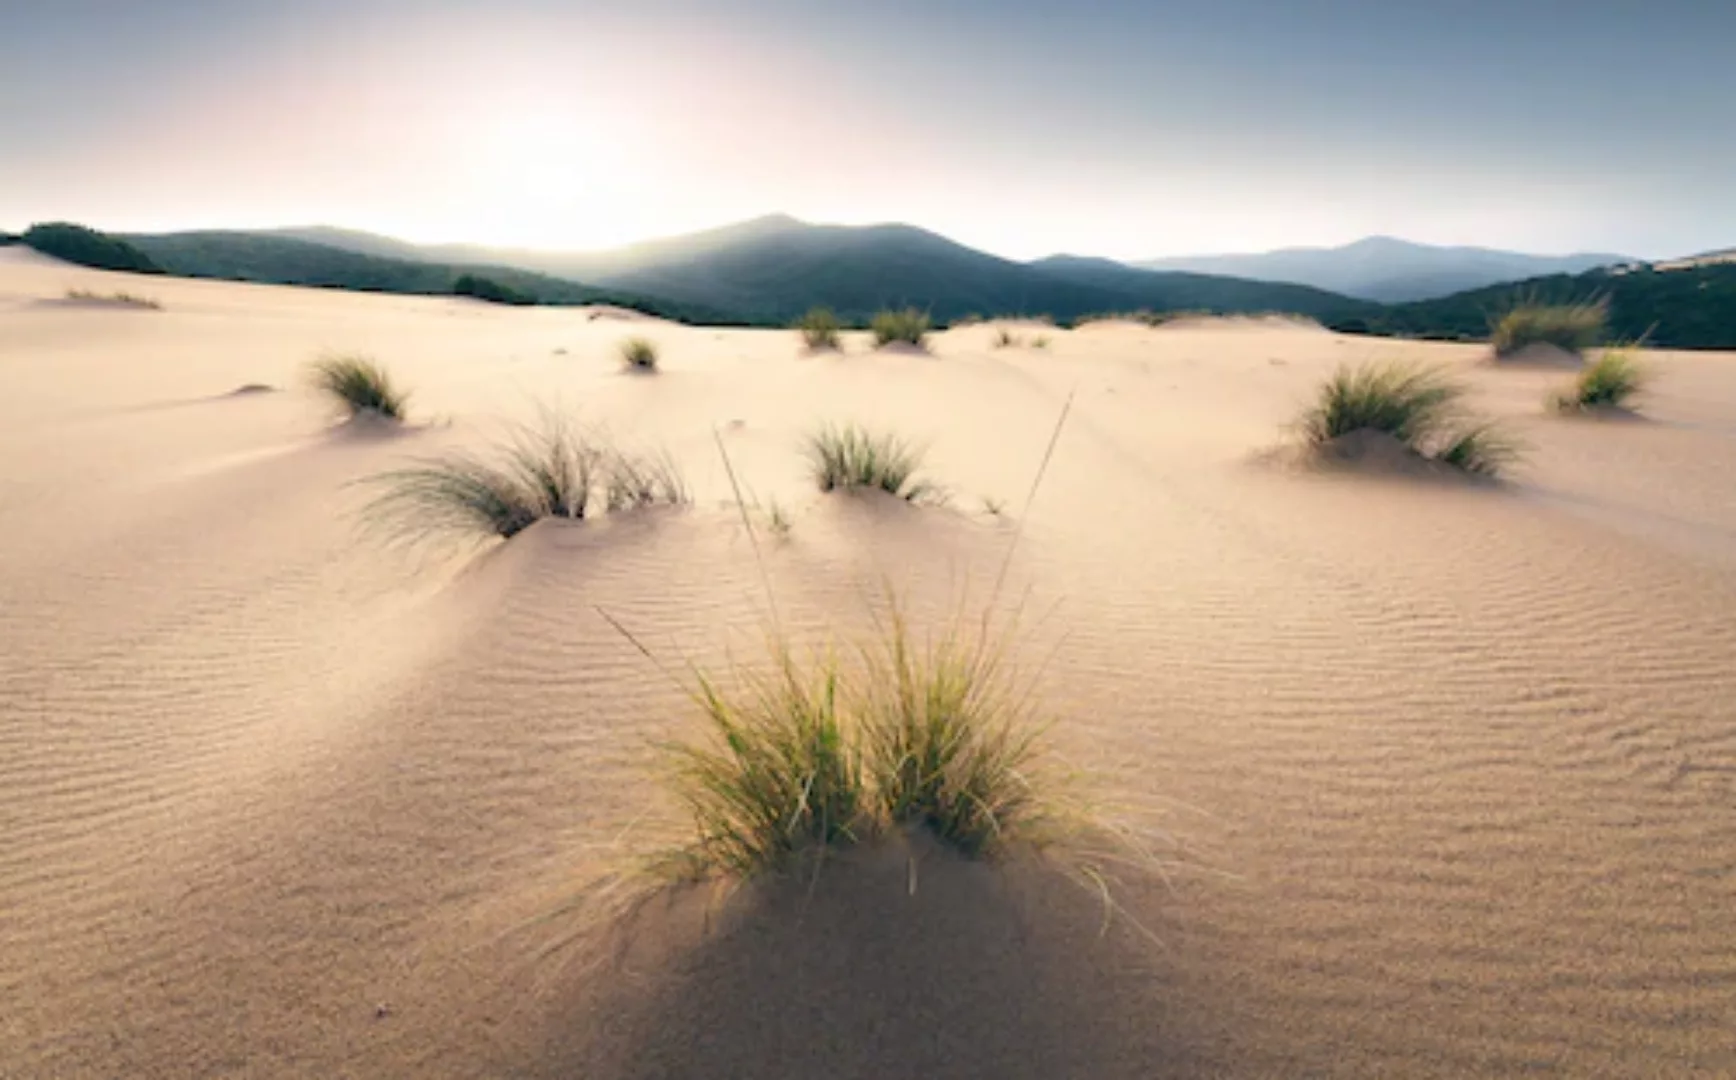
left=1315, top=429, right=1435, bottom=473
left=1493, top=342, right=1583, bottom=367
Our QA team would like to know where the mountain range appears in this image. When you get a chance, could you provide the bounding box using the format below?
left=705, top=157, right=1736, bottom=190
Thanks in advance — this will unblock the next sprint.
left=16, top=215, right=1734, bottom=348
left=274, top=218, right=1633, bottom=308
left=1136, top=235, right=1632, bottom=303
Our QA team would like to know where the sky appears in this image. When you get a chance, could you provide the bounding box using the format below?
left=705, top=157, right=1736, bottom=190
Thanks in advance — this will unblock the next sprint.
left=3, top=0, right=1733, bottom=261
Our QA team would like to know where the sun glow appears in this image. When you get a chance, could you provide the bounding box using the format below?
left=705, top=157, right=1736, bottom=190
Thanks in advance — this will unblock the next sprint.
left=449, top=108, right=651, bottom=250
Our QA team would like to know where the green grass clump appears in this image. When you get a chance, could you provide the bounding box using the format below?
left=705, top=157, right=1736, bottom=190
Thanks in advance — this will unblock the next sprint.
left=664, top=645, right=869, bottom=879
left=644, top=611, right=1071, bottom=882
left=870, top=308, right=930, bottom=348
left=796, top=307, right=843, bottom=350
left=805, top=423, right=937, bottom=501
left=859, top=613, right=1044, bottom=858
left=620, top=337, right=660, bottom=372
left=1298, top=360, right=1518, bottom=476
left=307, top=354, right=409, bottom=421
left=65, top=288, right=161, bottom=309
left=362, top=416, right=597, bottom=540
left=1553, top=349, right=1649, bottom=412
left=1433, top=423, right=1522, bottom=477
left=1490, top=300, right=1606, bottom=357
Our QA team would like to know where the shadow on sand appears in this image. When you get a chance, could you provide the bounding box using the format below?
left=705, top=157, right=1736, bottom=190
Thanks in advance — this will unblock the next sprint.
left=529, top=836, right=1210, bottom=1079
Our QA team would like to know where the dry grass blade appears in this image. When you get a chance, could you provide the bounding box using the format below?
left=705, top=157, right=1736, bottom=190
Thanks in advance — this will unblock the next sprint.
left=307, top=353, right=409, bottom=420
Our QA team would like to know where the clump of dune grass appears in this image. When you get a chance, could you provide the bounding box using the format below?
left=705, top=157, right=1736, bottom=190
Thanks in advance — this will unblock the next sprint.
left=1490, top=299, right=1606, bottom=357
left=361, top=415, right=597, bottom=540
left=859, top=611, right=1046, bottom=858
left=1032, top=334, right=1051, bottom=349
left=1433, top=423, right=1522, bottom=477
left=796, top=307, right=842, bottom=350
left=307, top=354, right=409, bottom=421
left=993, top=328, right=1021, bottom=348
left=805, top=423, right=939, bottom=502
left=660, top=643, right=870, bottom=879
left=66, top=287, right=161, bottom=309
left=619, top=336, right=659, bottom=372
left=1297, top=360, right=1519, bottom=476
left=1552, top=348, right=1649, bottom=412
left=870, top=308, right=930, bottom=349
left=602, top=447, right=690, bottom=511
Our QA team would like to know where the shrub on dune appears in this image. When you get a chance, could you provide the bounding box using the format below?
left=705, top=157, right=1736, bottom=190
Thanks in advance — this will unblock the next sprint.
left=805, top=423, right=938, bottom=501
left=602, top=447, right=691, bottom=511
left=307, top=354, right=409, bottom=421
left=1490, top=299, right=1606, bottom=357
left=1297, top=360, right=1518, bottom=476
left=1552, top=349, right=1649, bottom=412
left=796, top=307, right=843, bottom=350
left=362, top=416, right=598, bottom=540
left=870, top=308, right=930, bottom=349
left=620, top=336, right=660, bottom=372
left=993, top=328, right=1021, bottom=348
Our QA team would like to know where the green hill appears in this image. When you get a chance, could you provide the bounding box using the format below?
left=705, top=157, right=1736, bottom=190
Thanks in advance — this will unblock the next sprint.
left=1331, top=264, right=1736, bottom=349
left=24, top=222, right=162, bottom=274
left=113, top=230, right=745, bottom=324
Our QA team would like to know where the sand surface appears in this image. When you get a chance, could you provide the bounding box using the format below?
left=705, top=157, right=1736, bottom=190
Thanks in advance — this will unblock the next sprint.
left=3, top=248, right=1735, bottom=1077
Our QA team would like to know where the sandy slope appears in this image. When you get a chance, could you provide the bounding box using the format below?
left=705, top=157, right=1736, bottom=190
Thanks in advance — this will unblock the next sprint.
left=3, top=249, right=1734, bottom=1078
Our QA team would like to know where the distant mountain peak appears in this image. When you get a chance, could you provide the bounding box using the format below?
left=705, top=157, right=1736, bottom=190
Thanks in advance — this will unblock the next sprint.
left=1136, top=236, right=1633, bottom=303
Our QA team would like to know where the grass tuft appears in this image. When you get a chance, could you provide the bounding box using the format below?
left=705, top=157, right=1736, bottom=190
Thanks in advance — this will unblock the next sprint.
left=804, top=423, right=938, bottom=501
left=619, top=336, right=660, bottom=372
left=664, top=643, right=870, bottom=879
left=870, top=308, right=930, bottom=349
left=993, top=328, right=1021, bottom=348
left=796, top=307, right=843, bottom=350
left=1552, top=348, right=1649, bottom=412
left=1490, top=299, right=1606, bottom=357
left=602, top=447, right=691, bottom=511
left=858, top=610, right=1046, bottom=858
left=1434, top=423, right=1522, bottom=476
left=65, top=288, right=161, bottom=309
left=360, top=415, right=597, bottom=540
left=1297, top=360, right=1518, bottom=476
left=307, top=354, right=409, bottom=421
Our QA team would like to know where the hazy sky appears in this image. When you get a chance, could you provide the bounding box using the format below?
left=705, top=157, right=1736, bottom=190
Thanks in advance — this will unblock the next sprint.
left=4, top=0, right=1732, bottom=260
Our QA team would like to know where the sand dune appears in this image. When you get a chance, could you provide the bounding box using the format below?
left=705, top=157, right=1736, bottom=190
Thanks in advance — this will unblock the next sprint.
left=3, top=248, right=1735, bottom=1077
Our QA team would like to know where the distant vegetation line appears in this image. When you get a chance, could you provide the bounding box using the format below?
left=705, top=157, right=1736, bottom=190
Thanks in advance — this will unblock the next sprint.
left=16, top=221, right=1736, bottom=348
